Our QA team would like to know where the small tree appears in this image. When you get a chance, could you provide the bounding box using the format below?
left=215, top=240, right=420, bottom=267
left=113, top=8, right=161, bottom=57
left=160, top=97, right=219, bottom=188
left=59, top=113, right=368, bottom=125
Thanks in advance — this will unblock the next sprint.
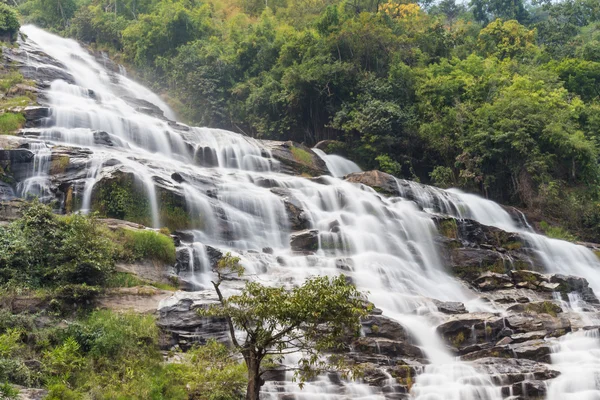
left=201, top=253, right=368, bottom=400
left=0, top=4, right=19, bottom=42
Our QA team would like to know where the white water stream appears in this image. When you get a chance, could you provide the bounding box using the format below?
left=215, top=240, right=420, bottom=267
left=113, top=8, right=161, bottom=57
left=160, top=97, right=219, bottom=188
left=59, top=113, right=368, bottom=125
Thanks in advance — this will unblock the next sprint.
left=12, top=25, right=600, bottom=399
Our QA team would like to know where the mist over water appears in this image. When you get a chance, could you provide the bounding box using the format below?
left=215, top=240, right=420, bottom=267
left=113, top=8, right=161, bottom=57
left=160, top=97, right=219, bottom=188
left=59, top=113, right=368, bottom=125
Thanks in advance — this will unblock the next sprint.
left=15, top=25, right=600, bottom=399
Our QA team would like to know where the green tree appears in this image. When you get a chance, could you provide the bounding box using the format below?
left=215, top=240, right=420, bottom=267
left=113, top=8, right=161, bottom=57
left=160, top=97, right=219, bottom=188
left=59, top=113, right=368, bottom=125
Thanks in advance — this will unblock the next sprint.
left=202, top=253, right=368, bottom=400
left=0, top=4, right=19, bottom=41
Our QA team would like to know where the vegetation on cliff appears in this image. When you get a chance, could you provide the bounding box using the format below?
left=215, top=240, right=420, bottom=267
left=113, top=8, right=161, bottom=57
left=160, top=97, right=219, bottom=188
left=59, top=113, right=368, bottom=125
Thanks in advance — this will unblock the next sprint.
left=11, top=0, right=600, bottom=240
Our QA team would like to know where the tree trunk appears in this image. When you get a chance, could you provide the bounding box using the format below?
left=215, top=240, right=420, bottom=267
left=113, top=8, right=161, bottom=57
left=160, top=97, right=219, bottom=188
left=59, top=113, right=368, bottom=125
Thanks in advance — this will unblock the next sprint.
left=245, top=353, right=264, bottom=400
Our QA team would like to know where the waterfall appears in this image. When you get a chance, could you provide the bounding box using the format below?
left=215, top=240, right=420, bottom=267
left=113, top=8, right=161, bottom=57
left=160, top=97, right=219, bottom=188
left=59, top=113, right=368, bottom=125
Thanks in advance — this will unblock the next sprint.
left=12, top=24, right=600, bottom=399
left=313, top=148, right=361, bottom=178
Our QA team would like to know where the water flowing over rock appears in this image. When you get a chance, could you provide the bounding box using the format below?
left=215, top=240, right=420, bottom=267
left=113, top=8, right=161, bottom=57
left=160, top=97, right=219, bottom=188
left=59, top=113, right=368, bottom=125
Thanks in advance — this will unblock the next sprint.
left=4, top=25, right=600, bottom=399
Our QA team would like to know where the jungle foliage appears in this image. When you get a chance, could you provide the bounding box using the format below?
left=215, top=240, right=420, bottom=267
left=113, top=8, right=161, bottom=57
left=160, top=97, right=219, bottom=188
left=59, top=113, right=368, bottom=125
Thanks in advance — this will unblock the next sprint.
left=14, top=0, right=600, bottom=240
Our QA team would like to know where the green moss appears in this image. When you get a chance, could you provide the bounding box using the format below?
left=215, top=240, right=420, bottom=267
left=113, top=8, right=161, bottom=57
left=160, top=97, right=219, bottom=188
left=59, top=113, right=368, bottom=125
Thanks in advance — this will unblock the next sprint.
left=524, top=301, right=561, bottom=317
left=290, top=146, right=314, bottom=165
left=0, top=112, right=24, bottom=135
left=504, top=241, right=523, bottom=250
left=49, top=155, right=70, bottom=175
left=451, top=331, right=465, bottom=347
left=439, top=218, right=458, bottom=239
left=91, top=174, right=152, bottom=226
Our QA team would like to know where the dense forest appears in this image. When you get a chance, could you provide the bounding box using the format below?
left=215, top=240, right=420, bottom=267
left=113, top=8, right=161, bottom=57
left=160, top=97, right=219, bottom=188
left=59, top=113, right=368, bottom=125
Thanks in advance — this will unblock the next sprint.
left=12, top=0, right=600, bottom=240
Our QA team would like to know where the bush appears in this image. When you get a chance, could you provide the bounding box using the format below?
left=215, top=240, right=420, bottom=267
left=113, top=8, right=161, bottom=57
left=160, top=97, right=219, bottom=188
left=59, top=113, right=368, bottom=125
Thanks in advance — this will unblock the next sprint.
left=118, top=228, right=176, bottom=264
left=0, top=201, right=115, bottom=288
left=0, top=4, right=19, bottom=41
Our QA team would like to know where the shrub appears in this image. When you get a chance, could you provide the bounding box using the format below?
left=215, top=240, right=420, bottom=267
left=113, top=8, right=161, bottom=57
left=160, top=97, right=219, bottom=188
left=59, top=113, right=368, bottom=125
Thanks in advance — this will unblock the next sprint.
left=539, top=221, right=577, bottom=242
left=0, top=4, right=19, bottom=41
left=0, top=201, right=115, bottom=288
left=118, top=228, right=176, bottom=264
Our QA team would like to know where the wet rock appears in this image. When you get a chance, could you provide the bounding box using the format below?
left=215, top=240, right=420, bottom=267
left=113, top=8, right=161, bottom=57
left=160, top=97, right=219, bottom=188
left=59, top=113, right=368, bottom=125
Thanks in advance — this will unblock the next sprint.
left=460, top=345, right=512, bottom=361
left=122, top=96, right=166, bottom=119
left=171, top=172, right=185, bottom=183
left=472, top=357, right=559, bottom=384
left=510, top=340, right=553, bottom=363
left=21, top=106, right=50, bottom=127
left=93, top=130, right=114, bottom=147
left=290, top=229, right=319, bottom=253
left=505, top=312, right=570, bottom=336
left=0, top=148, right=34, bottom=163
left=353, top=337, right=423, bottom=359
left=510, top=331, right=548, bottom=343
left=550, top=274, right=598, bottom=304
left=345, top=170, right=398, bottom=196
left=437, top=313, right=505, bottom=349
left=175, top=248, right=191, bottom=273
left=271, top=188, right=310, bottom=230
left=0, top=182, right=15, bottom=201
left=507, top=301, right=563, bottom=316
left=264, top=140, right=328, bottom=177
left=448, top=248, right=508, bottom=282
left=510, top=380, right=550, bottom=398
left=361, top=315, right=410, bottom=341
left=157, top=291, right=229, bottom=350
left=172, top=230, right=195, bottom=243
left=475, top=271, right=514, bottom=291
left=432, top=299, right=467, bottom=314
left=194, top=146, right=219, bottom=168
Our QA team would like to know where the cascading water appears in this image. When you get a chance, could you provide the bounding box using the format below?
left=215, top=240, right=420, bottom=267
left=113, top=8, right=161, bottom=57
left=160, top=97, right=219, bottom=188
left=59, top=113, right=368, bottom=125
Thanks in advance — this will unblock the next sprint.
left=11, top=25, right=600, bottom=399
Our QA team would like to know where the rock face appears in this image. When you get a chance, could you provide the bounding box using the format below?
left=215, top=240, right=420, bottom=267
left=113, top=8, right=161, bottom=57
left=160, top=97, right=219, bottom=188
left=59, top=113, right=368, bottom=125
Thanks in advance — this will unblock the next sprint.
left=157, top=291, right=230, bottom=350
left=345, top=170, right=399, bottom=196
left=264, top=140, right=328, bottom=177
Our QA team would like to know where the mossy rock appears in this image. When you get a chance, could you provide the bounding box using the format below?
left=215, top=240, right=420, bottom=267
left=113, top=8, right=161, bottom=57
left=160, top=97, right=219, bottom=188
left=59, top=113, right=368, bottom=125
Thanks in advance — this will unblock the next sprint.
left=90, top=172, right=153, bottom=227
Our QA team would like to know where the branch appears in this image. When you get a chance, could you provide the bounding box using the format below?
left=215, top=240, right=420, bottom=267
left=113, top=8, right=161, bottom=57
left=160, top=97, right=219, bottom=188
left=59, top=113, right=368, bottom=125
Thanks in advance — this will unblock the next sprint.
left=211, top=280, right=240, bottom=348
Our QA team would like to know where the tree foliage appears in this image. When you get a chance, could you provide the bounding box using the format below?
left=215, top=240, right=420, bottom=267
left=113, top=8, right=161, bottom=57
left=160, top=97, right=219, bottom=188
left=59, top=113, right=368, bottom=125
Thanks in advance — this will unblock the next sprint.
left=201, top=253, right=368, bottom=400
left=17, top=0, right=600, bottom=240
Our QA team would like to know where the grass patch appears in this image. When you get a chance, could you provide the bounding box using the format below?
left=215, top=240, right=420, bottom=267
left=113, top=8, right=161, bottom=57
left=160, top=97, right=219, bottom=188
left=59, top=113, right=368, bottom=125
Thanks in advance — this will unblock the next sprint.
left=291, top=146, right=313, bottom=165
left=539, top=221, right=577, bottom=242
left=0, top=112, right=24, bottom=135
left=0, top=71, right=23, bottom=92
left=117, top=228, right=176, bottom=265
left=0, top=95, right=31, bottom=109
left=105, top=272, right=177, bottom=291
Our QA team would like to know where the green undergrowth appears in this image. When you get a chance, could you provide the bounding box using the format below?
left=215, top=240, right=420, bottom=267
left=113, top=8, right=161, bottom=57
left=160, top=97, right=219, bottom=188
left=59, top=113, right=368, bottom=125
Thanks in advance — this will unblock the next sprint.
left=0, top=309, right=246, bottom=399
left=115, top=228, right=177, bottom=265
left=290, top=146, right=313, bottom=166
left=539, top=221, right=577, bottom=242
left=105, top=272, right=177, bottom=291
left=0, top=201, right=177, bottom=307
left=0, top=70, right=37, bottom=135
left=0, top=112, right=24, bottom=135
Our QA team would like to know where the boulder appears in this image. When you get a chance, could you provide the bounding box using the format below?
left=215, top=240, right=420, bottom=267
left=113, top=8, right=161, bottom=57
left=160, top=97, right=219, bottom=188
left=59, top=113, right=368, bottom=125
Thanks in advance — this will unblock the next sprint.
left=345, top=170, right=398, bottom=196
left=432, top=299, right=467, bottom=314
left=361, top=315, right=411, bottom=341
left=474, top=271, right=514, bottom=291
left=290, top=229, right=319, bottom=253
left=263, top=140, right=328, bottom=177
left=510, top=339, right=553, bottom=363
left=437, top=313, right=505, bottom=350
left=271, top=188, right=310, bottom=231
left=157, top=291, right=229, bottom=350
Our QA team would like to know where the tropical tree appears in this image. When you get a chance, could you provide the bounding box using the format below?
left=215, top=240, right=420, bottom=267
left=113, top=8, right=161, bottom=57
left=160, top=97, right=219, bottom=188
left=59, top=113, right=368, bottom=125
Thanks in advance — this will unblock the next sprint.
left=201, top=253, right=368, bottom=400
